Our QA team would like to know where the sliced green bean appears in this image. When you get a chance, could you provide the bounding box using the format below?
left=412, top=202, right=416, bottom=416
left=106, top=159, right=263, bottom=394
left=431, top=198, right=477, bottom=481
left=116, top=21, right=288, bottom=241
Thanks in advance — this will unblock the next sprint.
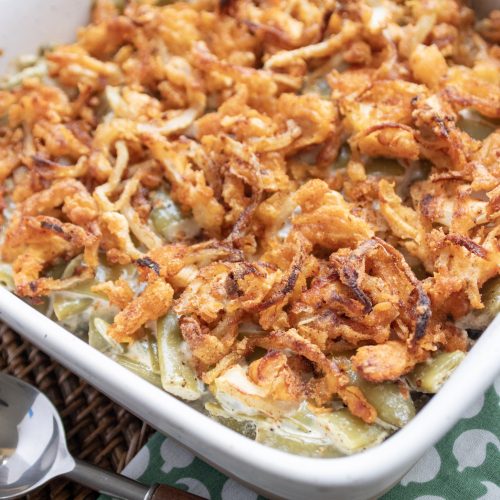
left=0, top=263, right=14, bottom=289
left=302, top=77, right=331, bottom=98
left=53, top=295, right=93, bottom=321
left=114, top=354, right=162, bottom=387
left=349, top=369, right=414, bottom=428
left=125, top=334, right=161, bottom=375
left=256, top=424, right=342, bottom=458
left=407, top=351, right=466, bottom=393
left=89, top=318, right=163, bottom=386
left=258, top=403, right=343, bottom=457
left=31, top=297, right=50, bottom=315
left=479, top=277, right=500, bottom=321
left=150, top=191, right=182, bottom=240
left=205, top=402, right=257, bottom=439
left=455, top=277, right=500, bottom=331
left=61, top=256, right=83, bottom=279
left=114, top=334, right=162, bottom=387
left=338, top=356, right=415, bottom=428
left=358, top=380, right=415, bottom=428
left=457, top=110, right=499, bottom=140
left=0, top=60, right=48, bottom=90
left=44, top=261, right=68, bottom=280
left=150, top=192, right=199, bottom=241
left=317, top=409, right=388, bottom=455
left=88, top=317, right=124, bottom=354
left=365, top=158, right=406, bottom=176
left=332, top=145, right=351, bottom=170
left=157, top=312, right=204, bottom=400
left=113, top=0, right=126, bottom=13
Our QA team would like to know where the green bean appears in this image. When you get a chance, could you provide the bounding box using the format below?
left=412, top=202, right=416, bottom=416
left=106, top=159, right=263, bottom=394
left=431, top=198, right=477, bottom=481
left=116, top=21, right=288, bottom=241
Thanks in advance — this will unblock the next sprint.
left=209, top=382, right=386, bottom=456
left=348, top=368, right=414, bottom=428
left=358, top=380, right=415, bottom=428
left=150, top=191, right=182, bottom=241
left=302, top=78, right=331, bottom=98
left=332, top=145, right=351, bottom=170
left=61, top=256, right=84, bottom=278
left=256, top=424, right=342, bottom=458
left=365, top=158, right=406, bottom=176
left=44, top=261, right=68, bottom=280
left=457, top=110, right=499, bottom=140
left=114, top=354, right=162, bottom=387
left=31, top=297, right=50, bottom=315
left=285, top=402, right=325, bottom=433
left=258, top=404, right=344, bottom=457
left=157, top=312, right=204, bottom=400
left=480, top=276, right=500, bottom=320
left=0, top=263, right=14, bottom=289
left=317, top=409, right=388, bottom=455
left=114, top=334, right=162, bottom=386
left=148, top=334, right=161, bottom=374
left=407, top=351, right=466, bottom=393
left=112, top=0, right=126, bottom=13
left=44, top=256, right=85, bottom=280
left=0, top=60, right=47, bottom=90
left=89, top=317, right=163, bottom=386
left=338, top=356, right=415, bottom=428
left=88, top=317, right=124, bottom=354
left=125, top=334, right=161, bottom=374
left=53, top=295, right=93, bottom=321
left=207, top=400, right=342, bottom=456
left=205, top=402, right=257, bottom=439
left=451, top=277, right=499, bottom=331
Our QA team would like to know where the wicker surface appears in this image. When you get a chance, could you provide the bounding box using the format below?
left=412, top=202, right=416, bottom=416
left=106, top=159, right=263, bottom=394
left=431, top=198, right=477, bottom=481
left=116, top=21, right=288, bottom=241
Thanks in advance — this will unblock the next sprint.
left=0, top=324, right=154, bottom=499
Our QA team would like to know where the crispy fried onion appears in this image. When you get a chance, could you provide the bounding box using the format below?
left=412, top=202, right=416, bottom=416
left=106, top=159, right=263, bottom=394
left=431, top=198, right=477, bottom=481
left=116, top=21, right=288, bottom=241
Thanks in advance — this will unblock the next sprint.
left=2, top=180, right=99, bottom=296
left=175, top=260, right=281, bottom=369
left=144, top=134, right=225, bottom=238
left=264, top=21, right=360, bottom=70
left=108, top=278, right=173, bottom=343
left=250, top=329, right=377, bottom=423
left=293, top=179, right=374, bottom=249
left=91, top=278, right=134, bottom=309
left=289, top=237, right=431, bottom=356
left=411, top=94, right=479, bottom=170
left=334, top=237, right=431, bottom=344
left=350, top=122, right=419, bottom=160
left=351, top=340, right=422, bottom=384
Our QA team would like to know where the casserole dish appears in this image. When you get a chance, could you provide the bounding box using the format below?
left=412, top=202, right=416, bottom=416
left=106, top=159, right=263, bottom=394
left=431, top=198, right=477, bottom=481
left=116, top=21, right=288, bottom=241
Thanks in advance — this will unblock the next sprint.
left=0, top=1, right=499, bottom=499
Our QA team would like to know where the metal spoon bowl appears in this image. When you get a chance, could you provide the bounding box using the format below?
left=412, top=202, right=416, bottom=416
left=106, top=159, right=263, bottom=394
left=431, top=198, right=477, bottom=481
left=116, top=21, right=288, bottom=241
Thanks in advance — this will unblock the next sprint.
left=0, top=373, right=200, bottom=500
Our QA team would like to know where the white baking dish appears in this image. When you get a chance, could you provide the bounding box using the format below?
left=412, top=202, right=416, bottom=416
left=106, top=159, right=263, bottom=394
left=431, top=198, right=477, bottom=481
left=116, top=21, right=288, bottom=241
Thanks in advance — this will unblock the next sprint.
left=1, top=2, right=499, bottom=499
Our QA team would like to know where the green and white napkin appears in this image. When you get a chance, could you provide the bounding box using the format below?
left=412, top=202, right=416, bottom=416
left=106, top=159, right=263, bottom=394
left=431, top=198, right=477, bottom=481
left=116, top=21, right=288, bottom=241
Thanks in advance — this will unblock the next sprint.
left=101, top=375, right=499, bottom=500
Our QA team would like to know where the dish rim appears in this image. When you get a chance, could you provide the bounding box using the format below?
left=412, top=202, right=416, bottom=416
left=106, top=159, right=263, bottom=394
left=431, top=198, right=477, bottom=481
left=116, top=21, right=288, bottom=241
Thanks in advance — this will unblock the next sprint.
left=0, top=285, right=498, bottom=497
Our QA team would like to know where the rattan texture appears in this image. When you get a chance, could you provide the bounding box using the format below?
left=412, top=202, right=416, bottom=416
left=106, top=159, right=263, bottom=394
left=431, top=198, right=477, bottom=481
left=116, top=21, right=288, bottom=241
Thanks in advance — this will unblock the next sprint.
left=0, top=324, right=154, bottom=500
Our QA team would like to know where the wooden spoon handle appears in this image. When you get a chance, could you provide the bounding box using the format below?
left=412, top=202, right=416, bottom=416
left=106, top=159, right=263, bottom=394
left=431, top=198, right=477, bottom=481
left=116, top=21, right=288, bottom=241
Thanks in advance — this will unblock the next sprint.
left=148, top=483, right=204, bottom=500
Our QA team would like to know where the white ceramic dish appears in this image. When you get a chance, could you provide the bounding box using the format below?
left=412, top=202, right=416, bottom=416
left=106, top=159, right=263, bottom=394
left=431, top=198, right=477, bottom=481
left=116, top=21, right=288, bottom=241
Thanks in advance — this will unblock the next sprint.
left=0, top=2, right=499, bottom=499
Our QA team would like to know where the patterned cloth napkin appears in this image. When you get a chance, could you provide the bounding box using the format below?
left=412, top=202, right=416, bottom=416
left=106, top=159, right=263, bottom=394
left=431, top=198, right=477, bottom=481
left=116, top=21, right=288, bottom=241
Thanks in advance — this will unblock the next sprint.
left=101, top=375, right=499, bottom=500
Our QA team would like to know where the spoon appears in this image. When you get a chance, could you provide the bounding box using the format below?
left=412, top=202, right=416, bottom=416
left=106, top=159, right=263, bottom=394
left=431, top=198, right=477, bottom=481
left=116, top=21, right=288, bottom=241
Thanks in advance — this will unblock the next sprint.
left=0, top=373, right=202, bottom=500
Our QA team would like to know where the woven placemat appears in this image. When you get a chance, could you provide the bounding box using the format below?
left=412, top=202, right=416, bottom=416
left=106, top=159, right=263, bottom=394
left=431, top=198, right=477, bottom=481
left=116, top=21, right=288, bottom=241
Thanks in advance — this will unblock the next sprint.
left=0, top=324, right=154, bottom=500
